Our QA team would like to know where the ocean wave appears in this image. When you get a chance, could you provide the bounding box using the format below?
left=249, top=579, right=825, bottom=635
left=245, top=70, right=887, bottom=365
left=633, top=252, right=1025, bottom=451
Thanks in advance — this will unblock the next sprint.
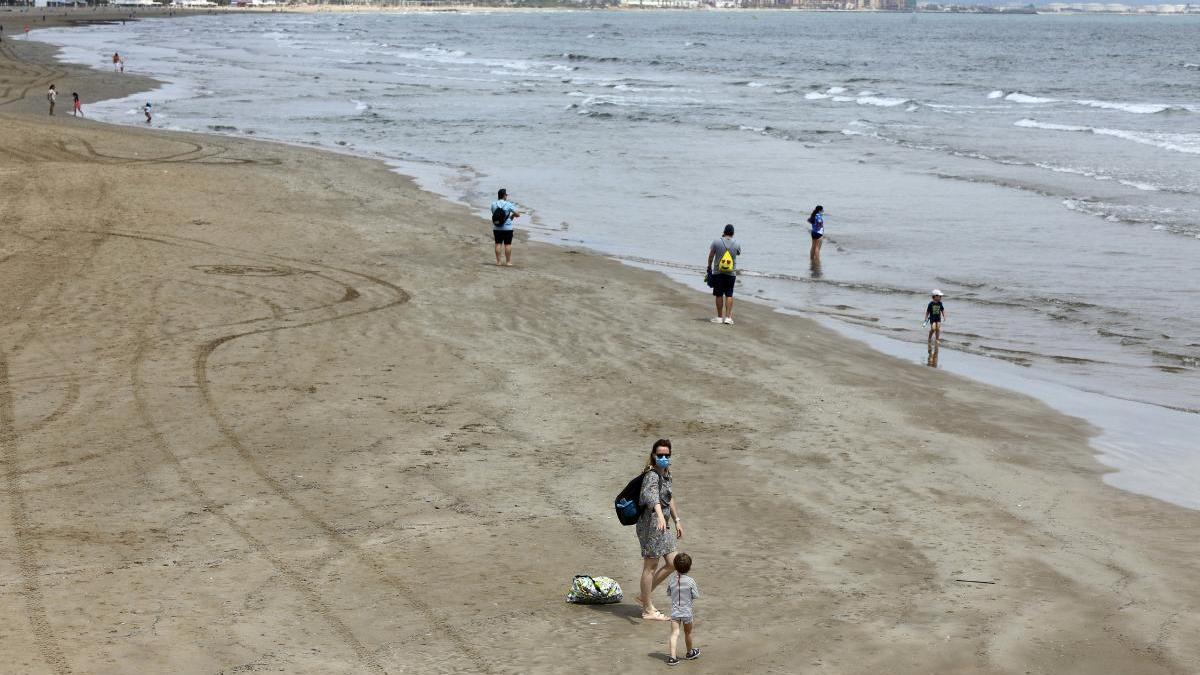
left=1074, top=99, right=1177, bottom=115
left=1016, top=119, right=1200, bottom=155
left=1014, top=119, right=1087, bottom=132
left=827, top=86, right=847, bottom=94
left=562, top=52, right=620, bottom=63
left=810, top=91, right=909, bottom=108
left=1118, top=179, right=1162, bottom=192
left=421, top=45, right=467, bottom=57
left=987, top=90, right=1005, bottom=99
left=578, top=94, right=704, bottom=109
left=1033, top=162, right=1165, bottom=191
left=857, top=96, right=909, bottom=108
left=1005, top=92, right=1058, bottom=104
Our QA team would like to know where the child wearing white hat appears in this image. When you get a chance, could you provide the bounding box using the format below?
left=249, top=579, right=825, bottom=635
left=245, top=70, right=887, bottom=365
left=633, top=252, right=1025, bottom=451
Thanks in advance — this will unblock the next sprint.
left=925, top=290, right=946, bottom=353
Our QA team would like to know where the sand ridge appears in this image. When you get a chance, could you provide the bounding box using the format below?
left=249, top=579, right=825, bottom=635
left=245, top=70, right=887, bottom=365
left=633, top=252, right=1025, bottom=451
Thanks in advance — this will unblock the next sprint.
left=1, top=15, right=1199, bottom=674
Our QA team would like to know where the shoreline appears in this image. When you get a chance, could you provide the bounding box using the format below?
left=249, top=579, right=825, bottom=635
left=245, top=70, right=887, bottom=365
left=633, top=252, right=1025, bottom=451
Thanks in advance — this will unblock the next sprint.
left=3, top=13, right=1199, bottom=674
left=38, top=10, right=1194, bottom=511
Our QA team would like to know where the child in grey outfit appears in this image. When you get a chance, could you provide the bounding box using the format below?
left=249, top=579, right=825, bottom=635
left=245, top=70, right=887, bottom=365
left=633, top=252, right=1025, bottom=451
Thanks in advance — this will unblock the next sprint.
left=665, top=552, right=700, bottom=665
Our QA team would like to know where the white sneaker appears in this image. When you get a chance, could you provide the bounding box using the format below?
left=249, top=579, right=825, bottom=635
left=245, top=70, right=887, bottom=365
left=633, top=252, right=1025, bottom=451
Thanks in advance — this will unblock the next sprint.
left=724, top=317, right=734, bottom=325
left=710, top=317, right=724, bottom=324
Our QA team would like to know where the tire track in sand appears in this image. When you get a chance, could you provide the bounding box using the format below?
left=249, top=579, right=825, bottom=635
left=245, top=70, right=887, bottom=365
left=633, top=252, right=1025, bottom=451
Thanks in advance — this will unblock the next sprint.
left=0, top=354, right=74, bottom=675
left=117, top=229, right=493, bottom=672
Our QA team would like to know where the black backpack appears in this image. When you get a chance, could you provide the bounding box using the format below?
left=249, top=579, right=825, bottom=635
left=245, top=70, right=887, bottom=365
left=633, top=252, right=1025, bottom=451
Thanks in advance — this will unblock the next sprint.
left=614, top=472, right=647, bottom=526
left=491, top=205, right=508, bottom=227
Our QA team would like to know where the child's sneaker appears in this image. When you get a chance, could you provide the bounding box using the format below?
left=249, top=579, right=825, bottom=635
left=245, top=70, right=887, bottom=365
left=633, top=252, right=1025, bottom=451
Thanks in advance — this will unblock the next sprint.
left=685, top=648, right=701, bottom=660
left=667, top=656, right=680, bottom=666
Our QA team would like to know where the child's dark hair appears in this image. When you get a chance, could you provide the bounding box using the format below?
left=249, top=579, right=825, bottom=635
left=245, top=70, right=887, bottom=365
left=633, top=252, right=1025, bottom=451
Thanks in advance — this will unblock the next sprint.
left=673, top=552, right=692, bottom=574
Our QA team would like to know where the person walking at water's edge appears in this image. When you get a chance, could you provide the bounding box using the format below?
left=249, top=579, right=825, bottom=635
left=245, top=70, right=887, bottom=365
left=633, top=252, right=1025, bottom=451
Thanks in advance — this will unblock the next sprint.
left=635, top=439, right=685, bottom=621
left=143, top=101, right=152, bottom=124
left=46, top=84, right=56, bottom=116
left=665, top=553, right=701, bottom=665
left=807, top=205, right=824, bottom=262
left=925, top=289, right=946, bottom=353
left=707, top=224, right=741, bottom=325
left=490, top=188, right=520, bottom=267
left=72, top=92, right=83, bottom=117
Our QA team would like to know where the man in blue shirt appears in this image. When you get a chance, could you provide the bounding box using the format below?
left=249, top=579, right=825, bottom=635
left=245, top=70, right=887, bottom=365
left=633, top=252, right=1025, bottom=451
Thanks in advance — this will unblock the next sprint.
left=490, top=188, right=521, bottom=267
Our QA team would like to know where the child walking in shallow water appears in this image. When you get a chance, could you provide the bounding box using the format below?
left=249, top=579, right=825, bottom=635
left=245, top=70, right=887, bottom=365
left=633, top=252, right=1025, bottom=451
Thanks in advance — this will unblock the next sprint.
left=665, top=553, right=700, bottom=666
left=925, top=289, right=947, bottom=352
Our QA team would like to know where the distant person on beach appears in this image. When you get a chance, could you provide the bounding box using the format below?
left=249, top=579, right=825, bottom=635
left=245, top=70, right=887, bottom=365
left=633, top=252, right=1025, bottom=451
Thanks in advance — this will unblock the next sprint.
left=925, top=289, right=946, bottom=352
left=490, top=188, right=520, bottom=267
left=664, top=553, right=701, bottom=666
left=706, top=224, right=741, bottom=325
left=46, top=84, right=56, bottom=116
left=113, top=52, right=120, bottom=71
left=72, top=92, right=82, bottom=117
left=636, top=439, right=685, bottom=622
left=807, top=205, right=824, bottom=261
left=143, top=102, right=152, bottom=124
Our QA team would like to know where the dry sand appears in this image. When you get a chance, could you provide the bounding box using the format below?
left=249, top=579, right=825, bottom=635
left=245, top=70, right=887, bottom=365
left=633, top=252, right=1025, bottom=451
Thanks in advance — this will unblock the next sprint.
left=1, top=13, right=1198, bottom=674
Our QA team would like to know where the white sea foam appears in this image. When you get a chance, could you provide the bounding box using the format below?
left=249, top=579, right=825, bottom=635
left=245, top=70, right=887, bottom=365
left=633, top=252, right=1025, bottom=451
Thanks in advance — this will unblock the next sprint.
left=857, top=96, right=909, bottom=108
left=421, top=46, right=467, bottom=57
left=987, top=90, right=1005, bottom=99
left=805, top=91, right=831, bottom=100
left=826, top=86, right=847, bottom=94
left=1119, top=180, right=1161, bottom=192
left=1035, top=162, right=1163, bottom=191
left=746, top=81, right=767, bottom=88
left=1017, top=119, right=1200, bottom=155
left=1015, top=119, right=1089, bottom=132
left=1075, top=99, right=1171, bottom=115
left=1005, top=92, right=1057, bottom=104
left=351, top=99, right=369, bottom=112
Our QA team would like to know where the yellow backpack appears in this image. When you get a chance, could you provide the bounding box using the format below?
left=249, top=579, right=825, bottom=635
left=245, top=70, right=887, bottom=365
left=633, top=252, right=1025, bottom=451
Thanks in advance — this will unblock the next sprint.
left=716, top=240, right=735, bottom=274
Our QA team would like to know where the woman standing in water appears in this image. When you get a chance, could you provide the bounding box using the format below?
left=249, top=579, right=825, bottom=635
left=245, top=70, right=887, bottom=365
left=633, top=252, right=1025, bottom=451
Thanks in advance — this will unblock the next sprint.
left=807, top=205, right=825, bottom=262
left=636, top=439, right=685, bottom=621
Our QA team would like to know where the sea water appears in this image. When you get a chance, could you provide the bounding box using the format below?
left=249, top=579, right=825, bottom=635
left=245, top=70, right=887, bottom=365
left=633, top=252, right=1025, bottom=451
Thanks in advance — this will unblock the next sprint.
left=31, top=11, right=1199, bottom=507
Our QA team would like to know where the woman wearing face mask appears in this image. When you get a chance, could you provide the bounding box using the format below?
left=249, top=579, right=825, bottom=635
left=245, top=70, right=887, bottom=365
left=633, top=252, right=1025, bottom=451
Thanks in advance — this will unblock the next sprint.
left=636, top=438, right=684, bottom=621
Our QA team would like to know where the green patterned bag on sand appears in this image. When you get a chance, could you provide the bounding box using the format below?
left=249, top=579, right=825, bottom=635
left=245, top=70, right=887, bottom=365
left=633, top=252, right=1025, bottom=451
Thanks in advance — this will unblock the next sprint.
left=566, top=575, right=623, bottom=604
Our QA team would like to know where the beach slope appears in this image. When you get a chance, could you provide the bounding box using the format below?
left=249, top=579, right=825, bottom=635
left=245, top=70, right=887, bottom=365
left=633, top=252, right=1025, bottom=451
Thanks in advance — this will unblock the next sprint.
left=1, top=25, right=1199, bottom=674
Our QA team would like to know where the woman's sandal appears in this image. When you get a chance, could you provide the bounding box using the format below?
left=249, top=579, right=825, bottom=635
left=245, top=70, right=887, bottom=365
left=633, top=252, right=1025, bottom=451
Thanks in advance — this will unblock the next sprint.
left=641, top=608, right=669, bottom=621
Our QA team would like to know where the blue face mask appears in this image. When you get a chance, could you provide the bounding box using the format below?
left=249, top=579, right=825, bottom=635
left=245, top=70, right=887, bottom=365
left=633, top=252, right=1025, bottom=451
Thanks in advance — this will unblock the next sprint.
left=655, top=455, right=671, bottom=469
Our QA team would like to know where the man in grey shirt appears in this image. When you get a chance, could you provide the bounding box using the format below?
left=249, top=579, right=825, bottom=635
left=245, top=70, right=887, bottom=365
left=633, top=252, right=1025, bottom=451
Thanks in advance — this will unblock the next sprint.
left=706, top=223, right=741, bottom=325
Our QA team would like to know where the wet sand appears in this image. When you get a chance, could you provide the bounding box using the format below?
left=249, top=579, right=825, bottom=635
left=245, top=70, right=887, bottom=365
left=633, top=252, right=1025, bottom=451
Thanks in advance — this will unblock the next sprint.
left=1, top=13, right=1199, bottom=674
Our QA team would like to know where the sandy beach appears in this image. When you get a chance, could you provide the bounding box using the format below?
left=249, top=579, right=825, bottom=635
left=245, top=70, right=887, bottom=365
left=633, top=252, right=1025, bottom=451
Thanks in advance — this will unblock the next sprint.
left=2, top=11, right=1199, bottom=674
